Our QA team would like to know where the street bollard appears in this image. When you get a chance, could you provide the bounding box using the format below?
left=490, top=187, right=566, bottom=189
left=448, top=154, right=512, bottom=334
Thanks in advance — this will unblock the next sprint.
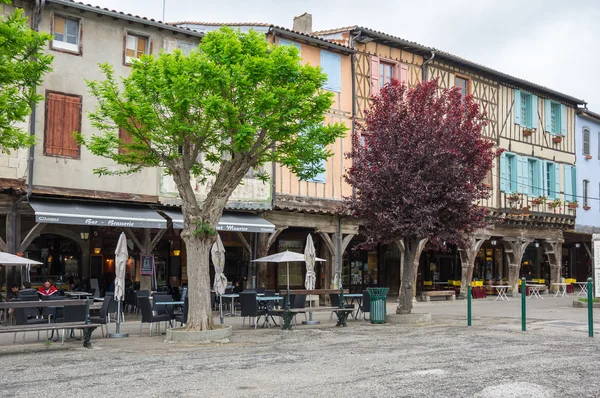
left=588, top=277, right=594, bottom=338
left=521, top=277, right=526, bottom=332
left=467, top=284, right=472, bottom=327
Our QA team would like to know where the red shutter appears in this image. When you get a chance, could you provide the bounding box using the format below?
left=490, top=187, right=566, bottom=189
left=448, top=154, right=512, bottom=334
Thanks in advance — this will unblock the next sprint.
left=44, top=91, right=81, bottom=158
left=370, top=56, right=380, bottom=96
left=399, top=63, right=409, bottom=85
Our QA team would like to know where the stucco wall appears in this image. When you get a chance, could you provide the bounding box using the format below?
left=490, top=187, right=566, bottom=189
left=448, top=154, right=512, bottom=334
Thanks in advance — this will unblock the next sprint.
left=575, top=114, right=600, bottom=232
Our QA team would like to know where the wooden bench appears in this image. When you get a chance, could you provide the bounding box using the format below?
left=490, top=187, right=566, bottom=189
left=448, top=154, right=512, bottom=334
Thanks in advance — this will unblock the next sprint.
left=0, top=299, right=99, bottom=348
left=279, top=289, right=350, bottom=307
left=421, top=290, right=455, bottom=302
left=271, top=306, right=355, bottom=327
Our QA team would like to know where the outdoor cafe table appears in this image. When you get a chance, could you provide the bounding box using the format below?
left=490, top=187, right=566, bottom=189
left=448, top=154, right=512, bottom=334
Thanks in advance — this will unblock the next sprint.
left=553, top=283, right=569, bottom=298
left=344, top=293, right=363, bottom=319
left=492, top=285, right=511, bottom=301
left=574, top=282, right=589, bottom=296
left=153, top=301, right=184, bottom=328
left=220, top=293, right=239, bottom=320
left=526, top=284, right=545, bottom=299
left=65, top=292, right=93, bottom=299
left=256, top=296, right=283, bottom=328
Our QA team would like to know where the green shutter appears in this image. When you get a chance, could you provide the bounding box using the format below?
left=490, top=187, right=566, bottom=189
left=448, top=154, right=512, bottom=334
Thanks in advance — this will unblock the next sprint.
left=553, top=163, right=560, bottom=200
left=541, top=160, right=548, bottom=196
left=560, top=104, right=567, bottom=136
left=514, top=89, right=521, bottom=126
left=544, top=99, right=552, bottom=133
left=500, top=152, right=508, bottom=192
left=531, top=159, right=540, bottom=196
left=530, top=95, right=538, bottom=129
left=516, top=156, right=528, bottom=193
left=564, top=165, right=572, bottom=202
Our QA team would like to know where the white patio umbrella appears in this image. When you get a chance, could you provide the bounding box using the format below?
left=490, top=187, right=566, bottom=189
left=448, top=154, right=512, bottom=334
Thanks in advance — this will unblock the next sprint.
left=304, top=234, right=319, bottom=325
left=212, top=234, right=227, bottom=324
left=0, top=252, right=42, bottom=287
left=109, top=232, right=129, bottom=338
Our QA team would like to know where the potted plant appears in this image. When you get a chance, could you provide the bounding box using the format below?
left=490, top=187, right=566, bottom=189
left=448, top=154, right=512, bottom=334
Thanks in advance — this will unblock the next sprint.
left=552, top=135, right=564, bottom=144
left=567, top=201, right=579, bottom=209
left=586, top=154, right=593, bottom=160
left=523, top=128, right=535, bottom=137
left=548, top=198, right=562, bottom=213
left=532, top=195, right=547, bottom=206
left=584, top=205, right=591, bottom=211
left=506, top=193, right=520, bottom=205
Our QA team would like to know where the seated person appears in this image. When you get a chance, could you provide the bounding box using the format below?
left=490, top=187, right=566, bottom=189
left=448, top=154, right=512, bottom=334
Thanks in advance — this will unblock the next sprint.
left=19, top=281, right=38, bottom=296
left=232, top=280, right=244, bottom=294
left=38, top=279, right=59, bottom=296
left=7, top=284, right=19, bottom=301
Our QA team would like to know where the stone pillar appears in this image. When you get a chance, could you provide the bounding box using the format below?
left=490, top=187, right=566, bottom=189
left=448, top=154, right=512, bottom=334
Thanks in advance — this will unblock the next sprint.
left=458, top=233, right=490, bottom=298
left=502, top=237, right=533, bottom=297
left=543, top=239, right=564, bottom=293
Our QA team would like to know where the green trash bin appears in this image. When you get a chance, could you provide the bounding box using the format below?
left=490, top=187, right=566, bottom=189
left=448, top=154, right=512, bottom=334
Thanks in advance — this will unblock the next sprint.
left=367, top=287, right=389, bottom=324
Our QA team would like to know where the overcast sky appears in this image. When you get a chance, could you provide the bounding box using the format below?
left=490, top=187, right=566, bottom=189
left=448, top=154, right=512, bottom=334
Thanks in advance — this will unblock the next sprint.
left=91, top=0, right=600, bottom=110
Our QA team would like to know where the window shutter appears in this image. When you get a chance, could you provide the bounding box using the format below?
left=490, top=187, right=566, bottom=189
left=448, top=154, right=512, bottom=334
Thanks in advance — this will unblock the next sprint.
left=499, top=152, right=508, bottom=192
left=583, top=129, right=590, bottom=155
left=553, top=163, right=560, bottom=200
left=63, top=95, right=81, bottom=158
left=530, top=95, right=538, bottom=129
left=279, top=38, right=301, bottom=53
left=531, top=159, right=540, bottom=196
left=516, top=155, right=527, bottom=193
left=393, top=62, right=408, bottom=85
left=560, top=104, right=567, bottom=136
left=564, top=165, right=572, bottom=201
left=320, top=50, right=341, bottom=92
left=44, top=92, right=65, bottom=156
left=370, top=56, right=380, bottom=96
left=541, top=160, right=547, bottom=196
left=514, top=89, right=521, bottom=125
left=544, top=99, right=552, bottom=133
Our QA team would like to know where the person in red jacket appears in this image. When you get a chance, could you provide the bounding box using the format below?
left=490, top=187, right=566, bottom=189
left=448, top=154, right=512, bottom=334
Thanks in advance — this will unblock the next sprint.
left=38, top=279, right=58, bottom=296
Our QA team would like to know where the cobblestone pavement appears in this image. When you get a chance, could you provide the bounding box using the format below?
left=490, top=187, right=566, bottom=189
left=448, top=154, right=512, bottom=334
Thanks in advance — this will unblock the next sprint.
left=1, top=295, right=598, bottom=397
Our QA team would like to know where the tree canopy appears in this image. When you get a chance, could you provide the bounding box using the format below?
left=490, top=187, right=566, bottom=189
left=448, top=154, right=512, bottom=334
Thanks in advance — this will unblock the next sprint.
left=0, top=1, right=53, bottom=151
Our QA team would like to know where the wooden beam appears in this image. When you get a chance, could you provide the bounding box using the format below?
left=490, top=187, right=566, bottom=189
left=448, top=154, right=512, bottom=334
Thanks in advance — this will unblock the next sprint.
left=235, top=232, right=252, bottom=256
left=341, top=234, right=355, bottom=253
left=150, top=228, right=167, bottom=251
left=124, top=228, right=144, bottom=252
left=19, top=223, right=47, bottom=252
left=318, top=232, right=335, bottom=255
left=0, top=236, right=6, bottom=252
left=31, top=185, right=159, bottom=204
left=267, top=227, right=286, bottom=249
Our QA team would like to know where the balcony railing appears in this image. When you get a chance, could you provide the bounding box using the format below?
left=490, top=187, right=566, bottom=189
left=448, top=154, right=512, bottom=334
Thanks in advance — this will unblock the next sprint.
left=498, top=192, right=577, bottom=217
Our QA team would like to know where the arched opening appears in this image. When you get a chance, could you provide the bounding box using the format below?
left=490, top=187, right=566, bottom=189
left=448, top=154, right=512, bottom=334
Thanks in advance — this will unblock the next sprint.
left=24, top=233, right=82, bottom=287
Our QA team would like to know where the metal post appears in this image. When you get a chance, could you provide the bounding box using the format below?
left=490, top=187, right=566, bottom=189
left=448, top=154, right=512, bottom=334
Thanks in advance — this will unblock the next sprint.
left=467, top=284, right=472, bottom=327
left=109, top=298, right=129, bottom=338
left=588, top=277, right=594, bottom=338
left=219, top=295, right=224, bottom=324
left=521, top=277, right=526, bottom=332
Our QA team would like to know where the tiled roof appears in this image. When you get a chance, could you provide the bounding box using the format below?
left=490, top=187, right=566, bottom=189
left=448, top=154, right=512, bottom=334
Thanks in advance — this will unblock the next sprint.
left=46, top=0, right=203, bottom=37
left=315, top=25, right=585, bottom=105
left=170, top=21, right=354, bottom=53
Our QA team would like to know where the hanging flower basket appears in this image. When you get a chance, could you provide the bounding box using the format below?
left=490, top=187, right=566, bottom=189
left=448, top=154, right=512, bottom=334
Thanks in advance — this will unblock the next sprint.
left=523, top=128, right=535, bottom=137
left=586, top=155, right=593, bottom=160
left=552, top=136, right=563, bottom=144
left=567, top=201, right=579, bottom=209
left=506, top=193, right=520, bottom=202
left=584, top=206, right=591, bottom=211
left=548, top=199, right=562, bottom=213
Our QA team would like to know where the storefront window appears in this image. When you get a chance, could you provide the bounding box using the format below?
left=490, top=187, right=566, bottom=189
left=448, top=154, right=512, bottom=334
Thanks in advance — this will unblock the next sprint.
left=278, top=239, right=304, bottom=288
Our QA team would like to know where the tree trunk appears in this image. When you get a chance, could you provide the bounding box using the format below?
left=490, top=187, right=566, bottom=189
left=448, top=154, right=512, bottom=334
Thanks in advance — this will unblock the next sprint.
left=396, top=238, right=427, bottom=314
left=182, top=233, right=215, bottom=331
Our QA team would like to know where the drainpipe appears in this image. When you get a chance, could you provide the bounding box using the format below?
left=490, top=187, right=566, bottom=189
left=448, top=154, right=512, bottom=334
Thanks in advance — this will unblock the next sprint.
left=421, top=51, right=435, bottom=83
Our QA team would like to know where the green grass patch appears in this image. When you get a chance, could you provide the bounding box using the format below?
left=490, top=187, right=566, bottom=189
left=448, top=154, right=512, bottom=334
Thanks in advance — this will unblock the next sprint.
left=577, top=298, right=600, bottom=303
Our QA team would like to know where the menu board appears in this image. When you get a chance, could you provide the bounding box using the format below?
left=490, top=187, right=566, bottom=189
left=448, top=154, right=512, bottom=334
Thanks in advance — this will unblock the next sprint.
left=140, top=255, right=154, bottom=275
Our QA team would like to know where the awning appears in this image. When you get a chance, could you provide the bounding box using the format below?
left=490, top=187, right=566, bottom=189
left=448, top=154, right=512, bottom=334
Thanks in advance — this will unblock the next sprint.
left=29, top=199, right=167, bottom=229
left=162, top=209, right=275, bottom=233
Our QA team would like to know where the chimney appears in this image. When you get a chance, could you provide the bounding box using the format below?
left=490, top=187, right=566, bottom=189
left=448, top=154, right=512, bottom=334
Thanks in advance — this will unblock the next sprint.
left=293, top=13, right=312, bottom=34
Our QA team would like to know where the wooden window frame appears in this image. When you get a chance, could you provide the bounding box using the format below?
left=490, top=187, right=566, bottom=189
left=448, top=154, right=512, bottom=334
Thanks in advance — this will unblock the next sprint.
left=123, top=31, right=151, bottom=66
left=379, top=61, right=394, bottom=89
left=454, top=73, right=472, bottom=100
left=583, top=127, right=591, bottom=156
left=50, top=12, right=83, bottom=56
left=43, top=90, right=82, bottom=159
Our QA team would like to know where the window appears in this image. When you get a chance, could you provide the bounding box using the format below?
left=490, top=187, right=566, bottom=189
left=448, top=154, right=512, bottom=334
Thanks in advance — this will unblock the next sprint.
left=51, top=15, right=80, bottom=53
left=526, top=158, right=541, bottom=196
left=125, top=33, right=149, bottom=64
left=44, top=91, right=81, bottom=158
left=583, top=128, right=591, bottom=156
left=380, top=62, right=394, bottom=88
left=500, top=152, right=518, bottom=193
left=320, top=50, right=341, bottom=92
left=583, top=180, right=589, bottom=208
left=279, top=38, right=301, bottom=54
left=514, top=89, right=537, bottom=129
left=177, top=41, right=195, bottom=56
left=455, top=76, right=469, bottom=100
left=544, top=161, right=559, bottom=198
left=544, top=99, right=566, bottom=135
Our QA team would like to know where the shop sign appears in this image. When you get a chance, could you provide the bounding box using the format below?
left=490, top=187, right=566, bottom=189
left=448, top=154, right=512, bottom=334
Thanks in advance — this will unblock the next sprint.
left=140, top=255, right=154, bottom=276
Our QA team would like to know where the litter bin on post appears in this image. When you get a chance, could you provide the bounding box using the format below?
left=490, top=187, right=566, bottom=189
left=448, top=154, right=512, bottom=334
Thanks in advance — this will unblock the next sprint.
left=367, top=287, right=389, bottom=324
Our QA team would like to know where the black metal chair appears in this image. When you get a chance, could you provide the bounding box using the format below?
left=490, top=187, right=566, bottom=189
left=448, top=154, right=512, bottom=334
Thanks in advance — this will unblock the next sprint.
left=89, top=295, right=112, bottom=338
left=264, top=289, right=276, bottom=297
left=13, top=299, right=48, bottom=343
left=153, top=294, right=176, bottom=326
left=329, top=293, right=355, bottom=321
left=291, top=294, right=307, bottom=325
left=239, top=291, right=265, bottom=328
left=358, top=290, right=370, bottom=321
left=60, top=304, right=87, bottom=343
left=133, top=290, right=150, bottom=315
left=105, top=292, right=124, bottom=323
left=137, top=297, right=170, bottom=336
left=175, top=296, right=188, bottom=326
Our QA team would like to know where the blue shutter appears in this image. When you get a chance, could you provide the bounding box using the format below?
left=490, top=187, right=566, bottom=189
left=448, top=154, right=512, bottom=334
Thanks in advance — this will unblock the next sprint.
left=500, top=152, right=508, bottom=192
left=530, top=159, right=538, bottom=196
left=564, top=165, right=572, bottom=202
left=541, top=160, right=548, bottom=196
left=572, top=167, right=577, bottom=202
left=279, top=38, right=301, bottom=53
left=553, top=163, right=560, bottom=200
left=544, top=99, right=552, bottom=133
left=530, top=95, right=538, bottom=129
left=516, top=156, right=527, bottom=193
left=514, top=89, right=521, bottom=126
left=321, top=50, right=341, bottom=92
left=560, top=104, right=567, bottom=136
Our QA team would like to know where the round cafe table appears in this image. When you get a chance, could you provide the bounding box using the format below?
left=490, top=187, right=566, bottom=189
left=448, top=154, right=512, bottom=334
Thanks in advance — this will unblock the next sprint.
left=492, top=285, right=510, bottom=301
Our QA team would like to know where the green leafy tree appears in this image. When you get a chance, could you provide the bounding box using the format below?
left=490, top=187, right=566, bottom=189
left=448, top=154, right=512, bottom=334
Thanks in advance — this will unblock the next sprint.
left=81, top=27, right=345, bottom=330
left=0, top=0, right=53, bottom=151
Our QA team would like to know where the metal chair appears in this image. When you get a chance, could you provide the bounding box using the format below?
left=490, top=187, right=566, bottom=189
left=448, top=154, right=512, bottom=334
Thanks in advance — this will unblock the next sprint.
left=291, top=294, right=307, bottom=325
left=239, top=291, right=265, bottom=328
left=13, top=299, right=48, bottom=343
left=329, top=293, right=355, bottom=321
left=60, top=304, right=87, bottom=343
left=137, top=297, right=170, bottom=336
left=89, top=295, right=112, bottom=338
left=175, top=296, right=188, bottom=326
